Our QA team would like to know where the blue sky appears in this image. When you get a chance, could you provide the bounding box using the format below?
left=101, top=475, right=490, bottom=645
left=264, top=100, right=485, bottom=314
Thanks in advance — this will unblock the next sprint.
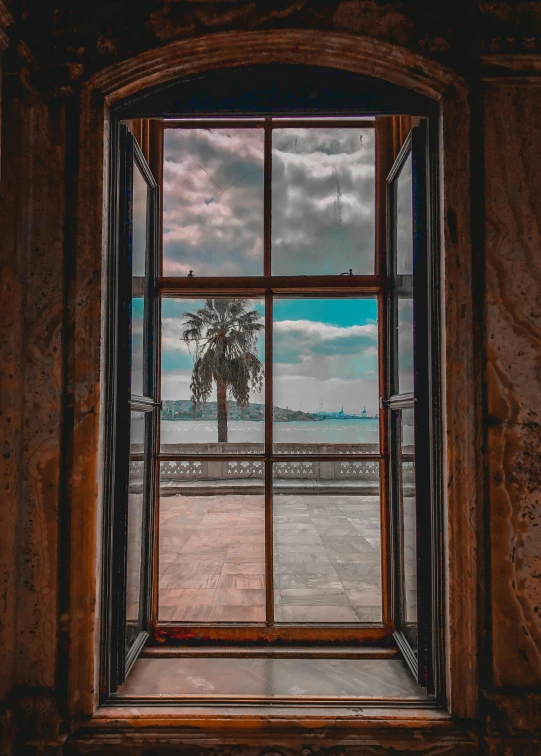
left=160, top=297, right=380, bottom=414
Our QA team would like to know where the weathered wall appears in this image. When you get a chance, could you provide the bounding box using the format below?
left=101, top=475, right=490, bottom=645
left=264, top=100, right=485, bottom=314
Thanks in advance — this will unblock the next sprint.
left=1, top=1, right=541, bottom=754
left=485, top=81, right=541, bottom=690
left=0, top=73, right=67, bottom=751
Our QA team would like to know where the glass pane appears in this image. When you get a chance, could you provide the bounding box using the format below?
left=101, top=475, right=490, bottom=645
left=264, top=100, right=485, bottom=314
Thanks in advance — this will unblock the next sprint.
left=272, top=127, right=375, bottom=275
left=158, top=461, right=265, bottom=622
left=273, top=298, right=379, bottom=452
left=273, top=462, right=381, bottom=623
left=397, top=298, right=414, bottom=395
left=396, top=153, right=413, bottom=275
left=131, top=297, right=144, bottom=397
left=126, top=410, right=146, bottom=649
left=161, top=298, right=265, bottom=453
left=132, top=160, right=148, bottom=277
left=401, top=406, right=418, bottom=651
left=163, top=128, right=264, bottom=276
left=131, top=161, right=148, bottom=398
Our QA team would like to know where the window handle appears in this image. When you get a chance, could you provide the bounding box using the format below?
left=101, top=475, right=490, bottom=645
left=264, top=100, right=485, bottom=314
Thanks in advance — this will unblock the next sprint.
left=380, top=394, right=416, bottom=408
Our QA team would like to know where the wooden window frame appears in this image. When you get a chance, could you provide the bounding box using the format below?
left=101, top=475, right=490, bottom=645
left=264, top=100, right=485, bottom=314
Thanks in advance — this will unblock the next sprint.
left=152, top=117, right=394, bottom=648
left=100, top=109, right=446, bottom=707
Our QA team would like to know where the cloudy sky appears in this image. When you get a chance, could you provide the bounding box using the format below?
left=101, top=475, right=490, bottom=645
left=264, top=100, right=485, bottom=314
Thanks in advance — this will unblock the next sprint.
left=152, top=125, right=412, bottom=414
left=162, top=126, right=375, bottom=276
left=160, top=297, right=380, bottom=416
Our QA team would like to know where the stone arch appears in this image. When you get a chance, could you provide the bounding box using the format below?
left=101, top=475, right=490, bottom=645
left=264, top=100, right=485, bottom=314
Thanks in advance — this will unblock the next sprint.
left=68, top=25, right=477, bottom=724
left=89, top=29, right=458, bottom=103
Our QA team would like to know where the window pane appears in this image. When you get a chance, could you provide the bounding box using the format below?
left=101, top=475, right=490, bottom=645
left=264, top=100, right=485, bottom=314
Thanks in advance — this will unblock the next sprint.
left=131, top=160, right=148, bottom=397
left=401, top=406, right=418, bottom=652
left=132, top=160, right=148, bottom=277
left=397, top=298, right=414, bottom=395
left=161, top=298, right=265, bottom=453
left=126, top=410, right=146, bottom=649
left=272, top=128, right=375, bottom=275
left=163, top=128, right=264, bottom=276
left=273, top=462, right=381, bottom=623
left=396, top=153, right=413, bottom=275
left=131, top=297, right=144, bottom=396
left=273, top=298, right=379, bottom=452
left=159, top=461, right=265, bottom=622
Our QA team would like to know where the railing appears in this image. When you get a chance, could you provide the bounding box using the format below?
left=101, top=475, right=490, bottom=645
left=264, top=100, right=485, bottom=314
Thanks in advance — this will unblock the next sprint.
left=129, top=444, right=415, bottom=494
left=158, top=456, right=383, bottom=482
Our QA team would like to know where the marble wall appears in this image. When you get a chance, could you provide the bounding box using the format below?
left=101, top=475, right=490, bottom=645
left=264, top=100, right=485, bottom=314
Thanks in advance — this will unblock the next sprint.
left=485, top=83, right=541, bottom=688
left=0, top=76, right=67, bottom=749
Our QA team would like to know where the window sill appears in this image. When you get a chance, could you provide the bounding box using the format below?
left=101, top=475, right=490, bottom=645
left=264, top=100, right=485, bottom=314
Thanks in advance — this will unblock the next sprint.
left=65, top=657, right=480, bottom=754
left=69, top=701, right=476, bottom=754
left=110, top=655, right=430, bottom=705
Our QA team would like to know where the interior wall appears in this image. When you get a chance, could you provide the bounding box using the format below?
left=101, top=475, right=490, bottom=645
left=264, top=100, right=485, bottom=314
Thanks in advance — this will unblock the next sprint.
left=0, top=74, right=67, bottom=751
left=1, top=2, right=541, bottom=753
left=484, top=82, right=541, bottom=688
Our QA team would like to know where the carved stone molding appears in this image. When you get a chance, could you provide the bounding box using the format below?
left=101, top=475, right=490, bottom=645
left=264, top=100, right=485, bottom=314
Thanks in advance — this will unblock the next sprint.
left=0, top=0, right=12, bottom=50
left=482, top=53, right=541, bottom=80
left=88, top=29, right=458, bottom=104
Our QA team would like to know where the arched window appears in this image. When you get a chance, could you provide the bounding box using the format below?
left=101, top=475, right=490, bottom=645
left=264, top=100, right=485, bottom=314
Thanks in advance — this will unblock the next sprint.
left=101, top=65, right=444, bottom=704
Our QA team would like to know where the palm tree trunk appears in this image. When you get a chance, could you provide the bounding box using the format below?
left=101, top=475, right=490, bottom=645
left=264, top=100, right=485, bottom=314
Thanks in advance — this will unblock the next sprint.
left=217, top=378, right=228, bottom=443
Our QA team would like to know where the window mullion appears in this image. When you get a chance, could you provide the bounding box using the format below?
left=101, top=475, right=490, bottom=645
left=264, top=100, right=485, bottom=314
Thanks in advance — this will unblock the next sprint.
left=263, top=118, right=274, bottom=625
left=264, top=292, right=274, bottom=625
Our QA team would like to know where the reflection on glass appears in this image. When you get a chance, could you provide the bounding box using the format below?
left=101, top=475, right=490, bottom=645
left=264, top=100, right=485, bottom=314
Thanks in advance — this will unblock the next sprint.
left=132, top=161, right=148, bottom=277
left=131, top=161, right=147, bottom=397
left=397, top=298, right=414, bottom=395
left=131, top=297, right=144, bottom=396
left=126, top=411, right=146, bottom=648
left=401, top=406, right=417, bottom=651
left=273, top=298, right=379, bottom=452
left=273, top=462, right=381, bottom=623
left=160, top=298, right=265, bottom=453
left=163, top=129, right=264, bottom=276
left=272, top=128, right=375, bottom=275
left=158, top=461, right=265, bottom=622
left=396, top=153, right=413, bottom=275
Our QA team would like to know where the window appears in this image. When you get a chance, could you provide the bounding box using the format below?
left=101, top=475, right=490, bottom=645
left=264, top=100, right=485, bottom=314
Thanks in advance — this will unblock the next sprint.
left=103, top=101, right=443, bottom=703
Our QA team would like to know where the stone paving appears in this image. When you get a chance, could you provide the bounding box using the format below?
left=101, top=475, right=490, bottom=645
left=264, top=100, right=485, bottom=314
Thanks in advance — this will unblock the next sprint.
left=158, top=494, right=381, bottom=623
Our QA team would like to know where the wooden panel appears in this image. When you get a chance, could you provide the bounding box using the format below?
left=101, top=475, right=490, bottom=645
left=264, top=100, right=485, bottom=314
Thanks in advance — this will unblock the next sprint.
left=67, top=85, right=108, bottom=717
left=0, top=79, right=66, bottom=693
left=0, top=76, right=24, bottom=706
left=440, top=82, right=481, bottom=718
left=485, top=82, right=541, bottom=687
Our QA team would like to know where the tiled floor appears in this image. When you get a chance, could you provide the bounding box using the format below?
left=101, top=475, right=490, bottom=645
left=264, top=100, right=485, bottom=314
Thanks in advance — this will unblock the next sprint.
left=158, top=494, right=381, bottom=623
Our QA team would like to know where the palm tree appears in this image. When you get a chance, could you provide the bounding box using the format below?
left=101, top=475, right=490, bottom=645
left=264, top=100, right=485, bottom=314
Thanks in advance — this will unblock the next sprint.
left=181, top=299, right=264, bottom=442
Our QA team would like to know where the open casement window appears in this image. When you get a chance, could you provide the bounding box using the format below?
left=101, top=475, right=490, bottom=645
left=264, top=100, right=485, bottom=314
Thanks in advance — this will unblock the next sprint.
left=108, top=126, right=159, bottom=689
left=385, top=122, right=435, bottom=691
left=102, top=104, right=443, bottom=703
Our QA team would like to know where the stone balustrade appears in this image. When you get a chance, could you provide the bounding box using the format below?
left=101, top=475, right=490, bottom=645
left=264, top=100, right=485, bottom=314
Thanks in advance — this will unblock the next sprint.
left=129, top=443, right=415, bottom=495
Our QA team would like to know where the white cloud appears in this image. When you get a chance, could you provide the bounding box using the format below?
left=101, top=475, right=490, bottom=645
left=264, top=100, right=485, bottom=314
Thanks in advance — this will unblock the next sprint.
left=274, top=319, right=377, bottom=341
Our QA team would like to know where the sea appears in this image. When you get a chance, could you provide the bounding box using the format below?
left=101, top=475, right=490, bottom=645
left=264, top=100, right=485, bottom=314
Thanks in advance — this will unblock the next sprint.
left=158, top=418, right=381, bottom=445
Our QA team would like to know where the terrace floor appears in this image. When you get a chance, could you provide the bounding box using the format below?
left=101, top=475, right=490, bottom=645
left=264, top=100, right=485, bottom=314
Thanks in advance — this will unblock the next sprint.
left=158, top=494, right=382, bottom=623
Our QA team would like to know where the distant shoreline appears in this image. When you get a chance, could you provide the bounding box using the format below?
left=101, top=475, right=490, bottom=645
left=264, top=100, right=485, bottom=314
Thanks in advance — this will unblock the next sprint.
left=161, top=399, right=378, bottom=422
left=161, top=417, right=378, bottom=422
